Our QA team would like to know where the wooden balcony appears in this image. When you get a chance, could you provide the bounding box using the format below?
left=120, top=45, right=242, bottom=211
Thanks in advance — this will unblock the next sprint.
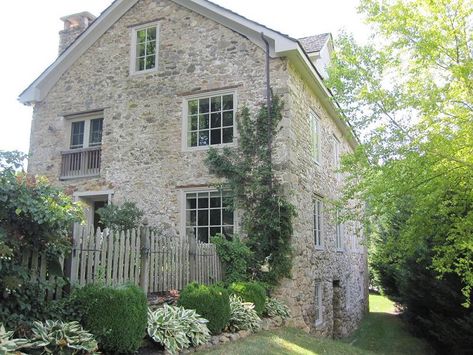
left=60, top=146, right=101, bottom=180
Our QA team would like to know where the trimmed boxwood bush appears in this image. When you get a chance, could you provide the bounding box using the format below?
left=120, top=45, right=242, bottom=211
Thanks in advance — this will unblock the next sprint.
left=177, top=283, right=230, bottom=334
left=72, top=284, right=147, bottom=353
left=228, top=281, right=266, bottom=316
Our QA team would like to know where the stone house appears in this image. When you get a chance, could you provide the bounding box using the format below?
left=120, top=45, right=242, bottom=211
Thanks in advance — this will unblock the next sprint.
left=19, top=0, right=368, bottom=338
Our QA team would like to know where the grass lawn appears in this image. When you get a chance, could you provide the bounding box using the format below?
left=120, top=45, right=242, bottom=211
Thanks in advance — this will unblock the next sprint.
left=197, top=294, right=431, bottom=355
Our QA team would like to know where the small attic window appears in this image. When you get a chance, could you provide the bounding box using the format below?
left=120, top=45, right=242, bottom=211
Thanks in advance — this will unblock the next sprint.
left=130, top=22, right=159, bottom=74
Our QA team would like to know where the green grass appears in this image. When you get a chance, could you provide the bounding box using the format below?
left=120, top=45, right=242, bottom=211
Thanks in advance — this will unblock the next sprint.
left=343, top=294, right=431, bottom=355
left=197, top=294, right=432, bottom=355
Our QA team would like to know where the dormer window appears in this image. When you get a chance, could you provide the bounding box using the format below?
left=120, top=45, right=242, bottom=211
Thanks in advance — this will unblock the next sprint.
left=130, top=22, right=159, bottom=74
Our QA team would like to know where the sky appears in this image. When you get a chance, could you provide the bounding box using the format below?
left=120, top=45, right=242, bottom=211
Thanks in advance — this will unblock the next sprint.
left=0, top=0, right=369, bottom=154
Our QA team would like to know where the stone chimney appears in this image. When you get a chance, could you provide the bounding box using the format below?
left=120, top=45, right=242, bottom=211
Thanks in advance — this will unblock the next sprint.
left=59, top=12, right=96, bottom=55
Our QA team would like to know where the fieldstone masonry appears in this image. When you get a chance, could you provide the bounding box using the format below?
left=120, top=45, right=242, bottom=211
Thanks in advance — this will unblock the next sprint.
left=27, top=0, right=368, bottom=338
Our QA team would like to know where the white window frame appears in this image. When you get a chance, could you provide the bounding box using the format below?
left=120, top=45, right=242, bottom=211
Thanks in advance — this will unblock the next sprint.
left=336, top=209, right=344, bottom=251
left=309, top=110, right=321, bottom=164
left=129, top=21, right=160, bottom=75
left=314, top=282, right=323, bottom=326
left=333, top=134, right=340, bottom=181
left=179, top=188, right=236, bottom=242
left=65, top=112, right=104, bottom=149
left=314, top=197, right=323, bottom=249
left=181, top=90, right=237, bottom=152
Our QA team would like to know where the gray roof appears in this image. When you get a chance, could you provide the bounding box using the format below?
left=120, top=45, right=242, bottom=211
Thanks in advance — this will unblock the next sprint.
left=298, top=33, right=330, bottom=53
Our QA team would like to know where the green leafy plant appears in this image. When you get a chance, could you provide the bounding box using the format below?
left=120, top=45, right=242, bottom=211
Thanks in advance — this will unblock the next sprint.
left=96, top=201, right=144, bottom=231
left=264, top=298, right=290, bottom=319
left=206, top=96, right=295, bottom=285
left=72, top=284, right=147, bottom=353
left=228, top=295, right=261, bottom=333
left=229, top=281, right=266, bottom=316
left=0, top=323, right=28, bottom=354
left=147, top=304, right=210, bottom=354
left=27, top=320, right=98, bottom=354
left=211, top=234, right=252, bottom=284
left=177, top=283, right=230, bottom=334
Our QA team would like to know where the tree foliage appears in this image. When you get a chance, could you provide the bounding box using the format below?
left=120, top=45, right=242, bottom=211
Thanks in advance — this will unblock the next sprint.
left=0, top=151, right=83, bottom=328
left=206, top=95, right=295, bottom=285
left=326, top=0, right=473, bottom=351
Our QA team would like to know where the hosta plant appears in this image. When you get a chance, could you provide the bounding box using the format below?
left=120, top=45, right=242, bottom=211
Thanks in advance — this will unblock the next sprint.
left=28, top=320, right=98, bottom=354
left=264, top=298, right=290, bottom=319
left=0, top=323, right=28, bottom=354
left=228, top=295, right=261, bottom=332
left=147, top=304, right=210, bottom=355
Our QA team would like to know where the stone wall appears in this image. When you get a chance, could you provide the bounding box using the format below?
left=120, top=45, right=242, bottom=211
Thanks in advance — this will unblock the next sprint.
left=27, top=0, right=367, bottom=339
left=271, top=62, right=369, bottom=337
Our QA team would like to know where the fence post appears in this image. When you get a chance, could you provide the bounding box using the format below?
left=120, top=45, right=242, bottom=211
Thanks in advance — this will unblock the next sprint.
left=69, top=223, right=80, bottom=284
left=139, top=220, right=150, bottom=294
left=188, top=235, right=197, bottom=282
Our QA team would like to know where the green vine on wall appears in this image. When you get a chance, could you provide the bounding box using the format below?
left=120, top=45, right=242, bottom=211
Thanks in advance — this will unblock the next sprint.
left=206, top=94, right=295, bottom=285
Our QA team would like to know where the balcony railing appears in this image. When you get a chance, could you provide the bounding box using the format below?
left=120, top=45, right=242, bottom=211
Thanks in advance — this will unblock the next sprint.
left=60, top=146, right=101, bottom=179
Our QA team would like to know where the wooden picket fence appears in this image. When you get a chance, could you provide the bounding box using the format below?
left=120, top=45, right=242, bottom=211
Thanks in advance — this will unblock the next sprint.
left=70, top=225, right=223, bottom=293
left=21, top=225, right=223, bottom=297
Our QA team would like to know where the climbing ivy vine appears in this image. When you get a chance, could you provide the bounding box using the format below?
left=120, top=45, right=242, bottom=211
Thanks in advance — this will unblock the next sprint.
left=206, top=95, right=295, bottom=285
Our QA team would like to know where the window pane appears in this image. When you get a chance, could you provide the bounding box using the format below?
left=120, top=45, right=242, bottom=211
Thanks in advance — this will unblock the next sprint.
left=198, top=131, right=209, bottom=146
left=147, top=27, right=157, bottom=41
left=197, top=227, right=209, bottom=243
left=137, top=43, right=146, bottom=57
left=197, top=194, right=209, bottom=208
left=70, top=121, right=84, bottom=149
left=209, top=192, right=221, bottom=208
left=136, top=29, right=146, bottom=43
left=199, top=114, right=209, bottom=129
left=188, top=100, right=198, bottom=115
left=89, top=118, right=103, bottom=146
left=222, top=128, right=233, bottom=143
left=211, top=96, right=221, bottom=111
left=189, top=115, right=198, bottom=130
left=147, top=40, right=156, bottom=56
left=210, top=129, right=221, bottom=145
left=223, top=111, right=233, bottom=126
left=189, top=132, right=197, bottom=147
left=137, top=57, right=145, bottom=71
left=145, top=55, right=155, bottom=70
left=199, top=98, right=210, bottom=113
left=223, top=209, right=233, bottom=225
left=186, top=210, right=196, bottom=226
left=198, top=210, right=208, bottom=226
left=222, top=95, right=233, bottom=110
left=210, top=209, right=221, bottom=226
left=211, top=113, right=221, bottom=128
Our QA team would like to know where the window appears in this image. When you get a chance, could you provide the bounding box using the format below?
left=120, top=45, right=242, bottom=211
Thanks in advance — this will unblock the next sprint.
left=314, top=197, right=323, bottom=247
left=336, top=209, right=343, bottom=251
left=309, top=110, right=321, bottom=163
left=186, top=93, right=235, bottom=148
left=185, top=190, right=234, bottom=243
left=131, top=23, right=159, bottom=73
left=315, top=282, right=323, bottom=325
left=333, top=135, right=340, bottom=180
left=68, top=114, right=104, bottom=149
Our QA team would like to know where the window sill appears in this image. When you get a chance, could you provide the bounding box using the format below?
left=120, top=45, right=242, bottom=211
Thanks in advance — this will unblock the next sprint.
left=129, top=67, right=158, bottom=76
left=314, top=246, right=325, bottom=251
left=183, top=142, right=236, bottom=152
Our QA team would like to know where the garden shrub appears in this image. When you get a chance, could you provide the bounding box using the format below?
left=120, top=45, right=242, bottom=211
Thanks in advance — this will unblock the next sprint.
left=211, top=234, right=252, bottom=284
left=177, top=283, right=230, bottom=334
left=264, top=298, right=290, bottom=319
left=228, top=295, right=261, bottom=332
left=229, top=281, right=266, bottom=316
left=72, top=284, right=147, bottom=353
left=147, top=304, right=210, bottom=354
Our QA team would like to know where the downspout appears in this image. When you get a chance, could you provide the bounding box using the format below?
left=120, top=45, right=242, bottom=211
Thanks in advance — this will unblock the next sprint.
left=261, top=32, right=273, bottom=190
